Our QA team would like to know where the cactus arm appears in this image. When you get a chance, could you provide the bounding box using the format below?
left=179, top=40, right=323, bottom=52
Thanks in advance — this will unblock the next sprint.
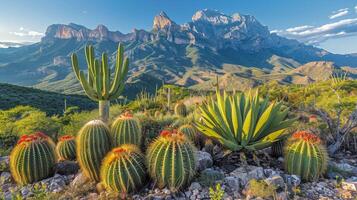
left=93, top=59, right=103, bottom=99
left=79, top=71, right=98, bottom=101
left=102, top=53, right=110, bottom=99
left=109, top=44, right=125, bottom=95
left=71, top=53, right=81, bottom=80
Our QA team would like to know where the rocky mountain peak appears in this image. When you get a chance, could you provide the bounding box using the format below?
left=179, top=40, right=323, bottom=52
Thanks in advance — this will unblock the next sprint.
left=192, top=9, right=231, bottom=25
left=153, top=11, right=177, bottom=30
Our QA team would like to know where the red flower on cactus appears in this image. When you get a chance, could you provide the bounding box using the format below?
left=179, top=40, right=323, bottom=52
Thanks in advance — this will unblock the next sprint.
left=309, top=115, right=317, bottom=119
left=292, top=131, right=321, bottom=144
left=113, top=147, right=126, bottom=154
left=17, top=132, right=48, bottom=144
left=120, top=111, right=133, bottom=119
left=59, top=135, right=75, bottom=141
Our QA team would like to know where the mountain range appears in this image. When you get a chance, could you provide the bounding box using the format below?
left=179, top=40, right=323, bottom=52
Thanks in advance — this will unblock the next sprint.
left=0, top=9, right=356, bottom=98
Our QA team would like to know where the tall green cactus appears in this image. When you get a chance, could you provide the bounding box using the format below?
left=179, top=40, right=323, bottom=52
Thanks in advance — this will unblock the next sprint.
left=56, top=135, right=76, bottom=161
left=10, top=132, right=57, bottom=185
left=284, top=131, right=328, bottom=181
left=100, top=144, right=147, bottom=193
left=77, top=120, right=112, bottom=181
left=174, top=102, right=187, bottom=117
left=71, top=44, right=129, bottom=123
left=147, top=129, right=196, bottom=190
left=111, top=112, right=142, bottom=147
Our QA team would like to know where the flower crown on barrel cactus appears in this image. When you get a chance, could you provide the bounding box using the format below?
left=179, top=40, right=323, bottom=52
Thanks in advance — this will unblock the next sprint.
left=100, top=144, right=147, bottom=194
left=195, top=89, right=295, bottom=152
left=284, top=131, right=328, bottom=181
left=111, top=111, right=142, bottom=147
left=147, top=129, right=196, bottom=190
left=56, top=135, right=76, bottom=161
left=71, top=44, right=129, bottom=123
left=10, top=132, right=57, bottom=185
left=77, top=120, right=112, bottom=181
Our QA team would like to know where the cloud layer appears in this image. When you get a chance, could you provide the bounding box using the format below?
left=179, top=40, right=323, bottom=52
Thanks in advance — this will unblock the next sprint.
left=329, top=8, right=349, bottom=19
left=9, top=27, right=44, bottom=38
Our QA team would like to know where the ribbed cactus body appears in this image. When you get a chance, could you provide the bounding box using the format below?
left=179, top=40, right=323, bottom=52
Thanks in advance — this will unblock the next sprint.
left=178, top=124, right=198, bottom=144
left=271, top=140, right=284, bottom=157
left=56, top=135, right=76, bottom=161
left=147, top=130, right=196, bottom=190
left=10, top=132, right=57, bottom=185
left=111, top=112, right=142, bottom=147
left=100, top=144, right=146, bottom=193
left=284, top=131, right=328, bottom=181
left=174, top=103, right=187, bottom=117
left=77, top=120, right=112, bottom=181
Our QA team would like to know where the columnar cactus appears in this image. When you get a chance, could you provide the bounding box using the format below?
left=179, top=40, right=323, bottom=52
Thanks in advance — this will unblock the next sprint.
left=10, top=132, right=57, bottom=185
left=71, top=44, right=129, bottom=123
left=271, top=140, right=284, bottom=157
left=100, top=144, right=147, bottom=194
left=174, top=102, right=187, bottom=117
left=77, top=120, right=112, bottom=181
left=284, top=131, right=328, bottom=181
left=56, top=135, right=76, bottom=161
left=147, top=130, right=196, bottom=190
left=111, top=112, right=142, bottom=147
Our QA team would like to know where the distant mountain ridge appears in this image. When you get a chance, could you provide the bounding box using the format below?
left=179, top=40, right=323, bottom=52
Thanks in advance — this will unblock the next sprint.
left=0, top=9, right=356, bottom=97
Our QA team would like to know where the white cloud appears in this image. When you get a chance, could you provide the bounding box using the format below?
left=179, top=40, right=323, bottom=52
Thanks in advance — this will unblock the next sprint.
left=9, top=27, right=44, bottom=38
left=355, top=5, right=357, bottom=13
left=329, top=8, right=349, bottom=19
left=274, top=18, right=357, bottom=45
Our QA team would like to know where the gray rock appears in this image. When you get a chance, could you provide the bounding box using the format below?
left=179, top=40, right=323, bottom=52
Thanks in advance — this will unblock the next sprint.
left=0, top=172, right=12, bottom=185
left=264, top=175, right=285, bottom=189
left=263, top=168, right=280, bottom=177
left=71, top=172, right=89, bottom=187
left=55, top=160, right=79, bottom=175
left=162, top=188, right=171, bottom=195
left=284, top=174, right=301, bottom=187
left=189, top=182, right=202, bottom=191
left=224, top=176, right=240, bottom=191
left=197, top=168, right=224, bottom=186
left=329, top=161, right=357, bottom=176
left=195, top=151, right=213, bottom=171
left=230, top=165, right=265, bottom=186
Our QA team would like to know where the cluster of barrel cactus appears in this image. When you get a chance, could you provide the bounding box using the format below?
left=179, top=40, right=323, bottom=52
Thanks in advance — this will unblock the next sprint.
left=10, top=132, right=57, bottom=185
left=111, top=112, right=142, bottom=147
left=284, top=131, right=328, bottom=181
left=147, top=129, right=196, bottom=190
left=56, top=135, right=76, bottom=160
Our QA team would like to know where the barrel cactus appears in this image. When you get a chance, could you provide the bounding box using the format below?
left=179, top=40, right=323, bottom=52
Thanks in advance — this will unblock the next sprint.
left=10, top=132, right=57, bottom=185
left=147, top=129, right=196, bottom=190
left=111, top=112, right=142, bottom=147
left=77, top=120, right=112, bottom=181
left=178, top=124, right=203, bottom=147
left=174, top=102, right=187, bottom=117
left=56, top=135, right=76, bottom=161
left=100, top=144, right=146, bottom=193
left=284, top=131, right=328, bottom=181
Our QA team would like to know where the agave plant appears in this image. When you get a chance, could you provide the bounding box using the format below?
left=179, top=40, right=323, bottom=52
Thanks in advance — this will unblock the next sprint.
left=195, top=89, right=295, bottom=151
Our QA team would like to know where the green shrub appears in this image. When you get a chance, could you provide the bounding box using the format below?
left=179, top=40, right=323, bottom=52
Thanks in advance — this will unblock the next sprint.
left=209, top=183, right=225, bottom=200
left=246, top=179, right=277, bottom=198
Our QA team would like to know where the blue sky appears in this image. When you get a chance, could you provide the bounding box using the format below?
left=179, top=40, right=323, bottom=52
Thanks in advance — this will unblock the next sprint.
left=1, top=0, right=357, bottom=54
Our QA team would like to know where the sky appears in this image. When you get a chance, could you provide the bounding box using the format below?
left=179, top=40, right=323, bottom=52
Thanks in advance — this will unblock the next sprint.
left=1, top=0, right=357, bottom=54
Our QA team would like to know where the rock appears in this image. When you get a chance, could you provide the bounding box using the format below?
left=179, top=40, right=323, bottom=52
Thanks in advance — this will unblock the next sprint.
left=196, top=151, right=213, bottom=171
left=264, top=175, right=285, bottom=189
left=284, top=174, right=301, bottom=187
left=55, top=160, right=79, bottom=175
left=276, top=192, right=288, bottom=200
left=197, top=168, right=224, bottom=186
left=230, top=166, right=265, bottom=186
left=163, top=188, right=171, bottom=195
left=341, top=178, right=357, bottom=191
left=71, top=172, right=89, bottom=187
left=189, top=182, right=202, bottom=191
left=329, top=161, right=357, bottom=177
left=0, top=172, right=12, bottom=185
left=224, top=176, right=240, bottom=191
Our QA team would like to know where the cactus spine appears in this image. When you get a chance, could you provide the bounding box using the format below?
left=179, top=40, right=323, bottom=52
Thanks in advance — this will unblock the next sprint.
left=71, top=44, right=129, bottom=123
left=174, top=102, right=187, bottom=117
left=10, top=132, right=57, bottom=185
left=111, top=112, right=142, bottom=147
left=77, top=120, right=112, bottom=181
left=284, top=131, right=328, bottom=181
left=147, top=130, right=196, bottom=190
left=178, top=124, right=198, bottom=144
left=56, top=135, right=76, bottom=161
left=100, top=144, right=146, bottom=193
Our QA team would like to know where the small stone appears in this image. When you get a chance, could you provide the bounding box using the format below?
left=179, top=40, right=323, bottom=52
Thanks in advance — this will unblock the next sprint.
left=192, top=189, right=199, bottom=196
left=341, top=179, right=357, bottom=191
left=224, top=176, right=240, bottom=191
left=264, top=175, right=285, bottom=189
left=277, top=192, right=288, bottom=200
left=284, top=174, right=301, bottom=187
left=163, top=188, right=171, bottom=195
left=196, top=151, right=213, bottom=171
left=189, top=182, right=202, bottom=190
left=0, top=172, right=12, bottom=184
left=71, top=172, right=89, bottom=187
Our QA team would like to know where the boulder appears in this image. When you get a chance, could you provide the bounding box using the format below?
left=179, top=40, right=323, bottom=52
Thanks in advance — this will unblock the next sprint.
left=264, top=175, right=285, bottom=189
left=224, top=176, right=240, bottom=191
left=55, top=160, right=79, bottom=175
left=230, top=166, right=265, bottom=186
left=195, top=151, right=213, bottom=171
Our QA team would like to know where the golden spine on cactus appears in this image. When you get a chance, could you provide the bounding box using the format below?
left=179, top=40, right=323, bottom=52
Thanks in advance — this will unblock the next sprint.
left=77, top=120, right=112, bottom=181
left=100, top=144, right=147, bottom=194
left=174, top=102, right=187, bottom=117
left=146, top=129, right=196, bottom=190
left=10, top=132, right=57, bottom=185
left=111, top=112, right=142, bottom=147
left=284, top=131, right=328, bottom=181
left=71, top=44, right=129, bottom=123
left=178, top=124, right=199, bottom=144
left=56, top=135, right=76, bottom=161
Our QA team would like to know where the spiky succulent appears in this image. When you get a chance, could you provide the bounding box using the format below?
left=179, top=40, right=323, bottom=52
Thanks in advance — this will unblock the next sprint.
left=56, top=135, right=76, bottom=161
left=71, top=44, right=129, bottom=123
left=195, top=89, right=295, bottom=151
left=147, top=129, right=196, bottom=190
left=77, top=120, right=112, bottom=181
left=100, top=144, right=147, bottom=194
left=174, top=102, right=187, bottom=117
left=111, top=112, right=142, bottom=147
left=284, top=131, right=328, bottom=181
left=10, top=132, right=57, bottom=185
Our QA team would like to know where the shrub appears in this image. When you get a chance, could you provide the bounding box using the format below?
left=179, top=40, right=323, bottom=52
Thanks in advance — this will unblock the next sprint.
left=209, top=183, right=225, bottom=200
left=246, top=179, right=277, bottom=198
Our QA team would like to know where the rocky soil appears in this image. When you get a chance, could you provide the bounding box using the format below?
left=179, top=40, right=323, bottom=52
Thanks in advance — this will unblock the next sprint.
left=1, top=149, right=357, bottom=200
